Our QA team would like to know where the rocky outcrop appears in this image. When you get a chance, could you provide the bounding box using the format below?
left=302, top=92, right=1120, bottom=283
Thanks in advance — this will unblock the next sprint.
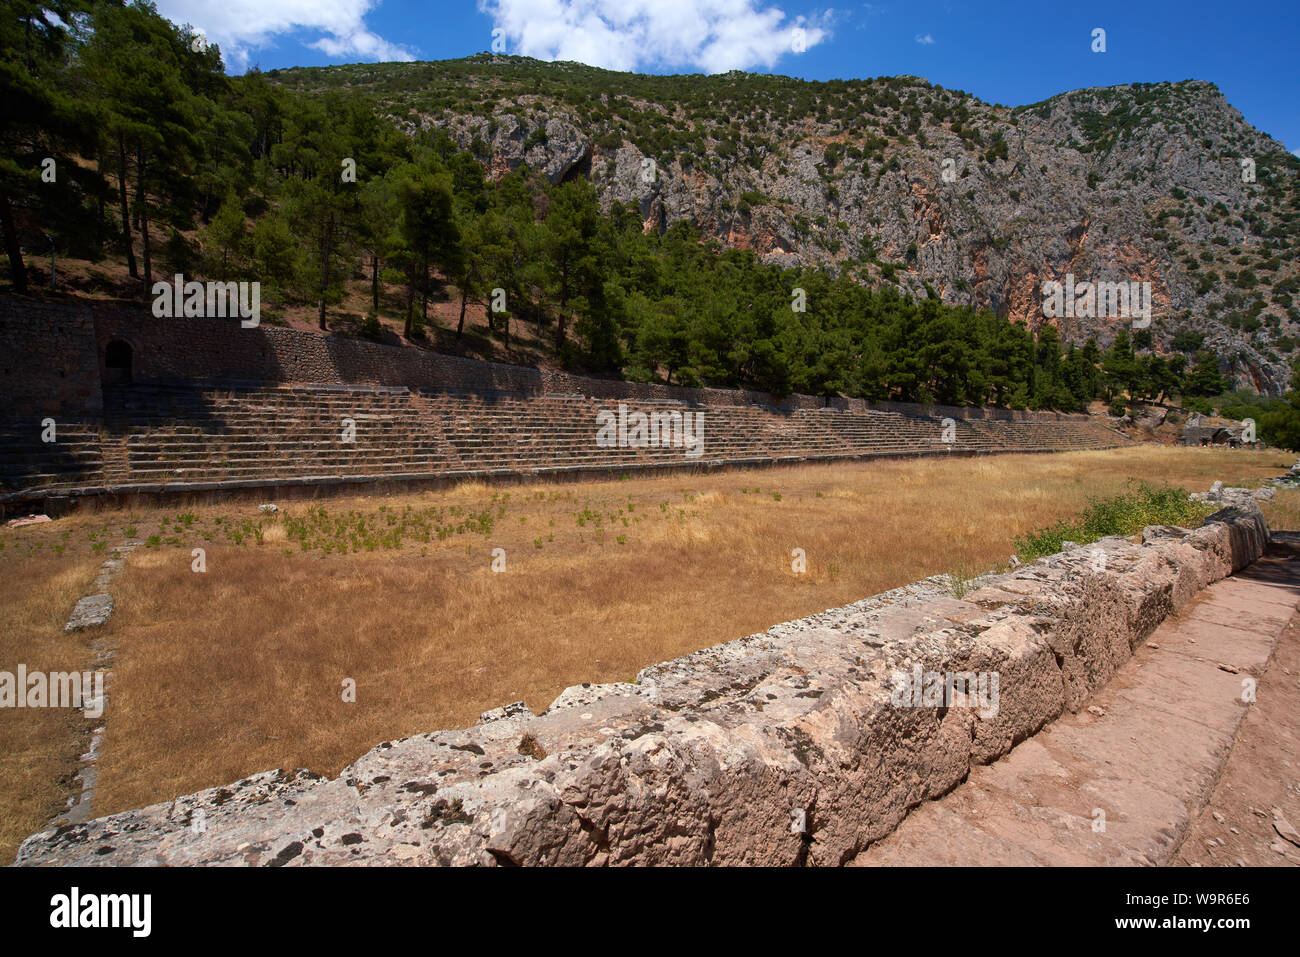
left=1191, top=481, right=1274, bottom=505
left=14, top=488, right=1269, bottom=866
left=350, top=59, right=1300, bottom=394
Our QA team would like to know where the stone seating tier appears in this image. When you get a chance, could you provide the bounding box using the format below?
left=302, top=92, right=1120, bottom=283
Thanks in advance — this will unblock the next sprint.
left=0, top=384, right=1129, bottom=494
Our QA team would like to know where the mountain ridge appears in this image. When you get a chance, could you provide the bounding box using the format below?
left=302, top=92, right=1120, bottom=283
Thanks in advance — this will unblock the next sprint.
left=268, top=56, right=1300, bottom=394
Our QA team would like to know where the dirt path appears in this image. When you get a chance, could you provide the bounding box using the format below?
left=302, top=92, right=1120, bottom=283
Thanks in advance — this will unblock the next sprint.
left=1176, top=578, right=1300, bottom=866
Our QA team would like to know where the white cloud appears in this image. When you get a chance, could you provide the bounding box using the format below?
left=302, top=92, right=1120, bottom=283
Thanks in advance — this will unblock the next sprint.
left=154, top=0, right=414, bottom=69
left=914, top=32, right=934, bottom=45
left=480, top=0, right=833, bottom=73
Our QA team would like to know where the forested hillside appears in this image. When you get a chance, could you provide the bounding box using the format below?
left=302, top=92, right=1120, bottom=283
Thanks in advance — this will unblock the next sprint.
left=4, top=1, right=1300, bottom=434
left=269, top=53, right=1300, bottom=396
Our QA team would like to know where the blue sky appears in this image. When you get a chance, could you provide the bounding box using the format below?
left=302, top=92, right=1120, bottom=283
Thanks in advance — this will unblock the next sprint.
left=156, top=1, right=1300, bottom=152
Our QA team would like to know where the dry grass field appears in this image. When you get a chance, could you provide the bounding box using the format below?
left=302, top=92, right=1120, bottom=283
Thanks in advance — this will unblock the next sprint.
left=1, top=445, right=1296, bottom=862
left=0, top=553, right=101, bottom=865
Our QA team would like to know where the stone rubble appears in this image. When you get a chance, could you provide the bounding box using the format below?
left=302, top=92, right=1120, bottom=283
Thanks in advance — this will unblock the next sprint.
left=1273, top=808, right=1300, bottom=848
left=4, top=513, right=51, bottom=528
left=55, top=541, right=139, bottom=825
left=63, top=542, right=137, bottom=633
left=1269, top=458, right=1300, bottom=489
left=63, top=594, right=113, bottom=633
left=1191, top=482, right=1275, bottom=505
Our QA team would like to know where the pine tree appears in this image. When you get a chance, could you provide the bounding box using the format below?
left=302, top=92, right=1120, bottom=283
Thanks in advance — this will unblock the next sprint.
left=543, top=178, right=600, bottom=352
left=393, top=159, right=458, bottom=338
left=1186, top=350, right=1228, bottom=397
left=81, top=2, right=209, bottom=293
left=1, top=0, right=104, bottom=292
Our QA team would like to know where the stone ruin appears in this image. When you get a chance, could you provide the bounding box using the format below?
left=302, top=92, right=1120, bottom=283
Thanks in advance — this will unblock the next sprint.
left=1182, top=414, right=1258, bottom=448
left=14, top=488, right=1270, bottom=866
left=0, top=297, right=1126, bottom=518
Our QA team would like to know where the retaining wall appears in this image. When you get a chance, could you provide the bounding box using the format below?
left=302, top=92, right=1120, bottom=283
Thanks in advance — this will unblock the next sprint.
left=2, top=296, right=1095, bottom=420
left=0, top=299, right=102, bottom=417
left=14, top=489, right=1270, bottom=866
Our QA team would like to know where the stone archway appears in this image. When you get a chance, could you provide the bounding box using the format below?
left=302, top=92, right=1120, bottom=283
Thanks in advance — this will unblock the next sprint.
left=104, top=339, right=133, bottom=386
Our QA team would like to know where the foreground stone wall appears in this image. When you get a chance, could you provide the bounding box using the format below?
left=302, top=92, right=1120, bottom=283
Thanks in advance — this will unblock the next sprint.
left=15, top=490, right=1269, bottom=866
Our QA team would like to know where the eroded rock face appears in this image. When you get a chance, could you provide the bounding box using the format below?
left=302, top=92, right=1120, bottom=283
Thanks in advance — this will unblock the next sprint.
left=15, top=492, right=1269, bottom=867
left=410, top=69, right=1298, bottom=395
left=427, top=112, right=593, bottom=186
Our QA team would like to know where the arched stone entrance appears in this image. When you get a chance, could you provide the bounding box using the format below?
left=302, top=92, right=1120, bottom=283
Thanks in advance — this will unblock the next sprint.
left=104, top=339, right=133, bottom=386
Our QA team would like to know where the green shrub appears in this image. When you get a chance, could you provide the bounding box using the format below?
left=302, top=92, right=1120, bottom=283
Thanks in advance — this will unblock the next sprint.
left=1013, top=482, right=1212, bottom=563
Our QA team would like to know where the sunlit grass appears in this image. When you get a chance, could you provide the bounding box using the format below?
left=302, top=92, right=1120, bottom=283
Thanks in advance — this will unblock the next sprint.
left=1013, top=481, right=1217, bottom=561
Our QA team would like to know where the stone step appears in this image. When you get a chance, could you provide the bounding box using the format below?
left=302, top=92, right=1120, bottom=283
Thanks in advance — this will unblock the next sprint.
left=0, top=384, right=1125, bottom=496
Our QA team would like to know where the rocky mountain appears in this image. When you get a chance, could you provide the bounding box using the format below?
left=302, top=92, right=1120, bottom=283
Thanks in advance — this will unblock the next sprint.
left=270, top=55, right=1300, bottom=394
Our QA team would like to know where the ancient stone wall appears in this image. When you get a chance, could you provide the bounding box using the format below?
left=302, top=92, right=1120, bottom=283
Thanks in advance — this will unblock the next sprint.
left=0, top=298, right=102, bottom=417
left=1, top=297, right=1092, bottom=422
left=14, top=490, right=1269, bottom=866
